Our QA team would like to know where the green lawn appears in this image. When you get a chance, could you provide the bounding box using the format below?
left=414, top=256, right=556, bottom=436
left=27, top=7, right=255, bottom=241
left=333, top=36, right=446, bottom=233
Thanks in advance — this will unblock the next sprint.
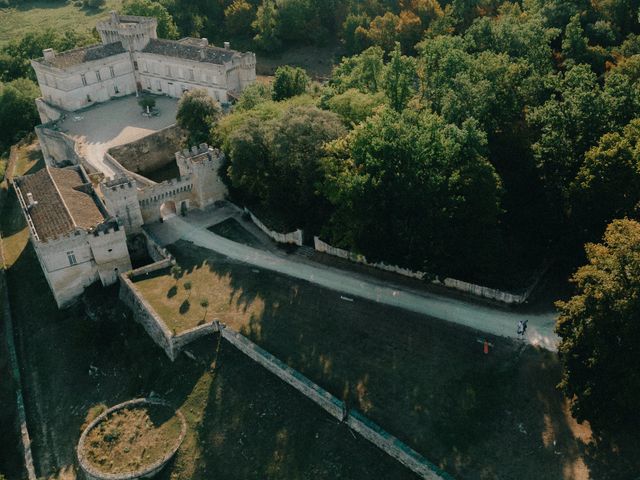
left=0, top=0, right=123, bottom=45
left=132, top=240, right=640, bottom=480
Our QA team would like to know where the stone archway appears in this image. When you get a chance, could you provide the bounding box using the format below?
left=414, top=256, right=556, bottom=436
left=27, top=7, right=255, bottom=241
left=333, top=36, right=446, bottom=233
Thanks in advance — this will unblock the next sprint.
left=160, top=200, right=177, bottom=220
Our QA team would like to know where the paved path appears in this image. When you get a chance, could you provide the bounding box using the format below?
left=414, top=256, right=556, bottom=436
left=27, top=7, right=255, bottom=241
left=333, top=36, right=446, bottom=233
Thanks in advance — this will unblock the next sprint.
left=151, top=215, right=559, bottom=351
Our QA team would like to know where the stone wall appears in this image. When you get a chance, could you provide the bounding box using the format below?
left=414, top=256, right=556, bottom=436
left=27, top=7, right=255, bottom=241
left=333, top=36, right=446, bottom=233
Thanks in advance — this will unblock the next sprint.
left=103, top=153, right=155, bottom=188
left=220, top=326, right=450, bottom=480
left=35, top=125, right=82, bottom=168
left=118, top=274, right=451, bottom=479
left=246, top=208, right=303, bottom=246
left=119, top=260, right=219, bottom=361
left=119, top=268, right=176, bottom=359
left=108, top=125, right=186, bottom=176
left=314, top=236, right=546, bottom=305
left=314, top=236, right=426, bottom=280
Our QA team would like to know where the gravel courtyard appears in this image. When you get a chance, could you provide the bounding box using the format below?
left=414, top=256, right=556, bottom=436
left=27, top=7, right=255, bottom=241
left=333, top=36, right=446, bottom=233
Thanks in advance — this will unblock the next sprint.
left=57, top=95, right=178, bottom=177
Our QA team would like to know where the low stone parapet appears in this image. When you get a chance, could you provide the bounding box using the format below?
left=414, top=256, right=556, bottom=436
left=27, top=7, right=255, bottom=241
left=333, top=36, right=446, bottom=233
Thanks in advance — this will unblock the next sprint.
left=245, top=208, right=303, bottom=246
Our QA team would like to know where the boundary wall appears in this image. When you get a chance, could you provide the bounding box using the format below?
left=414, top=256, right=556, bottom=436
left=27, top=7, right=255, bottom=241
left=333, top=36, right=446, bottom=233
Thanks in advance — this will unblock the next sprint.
left=119, top=260, right=218, bottom=361
left=116, top=266, right=452, bottom=479
left=221, top=326, right=452, bottom=480
left=0, top=235, right=37, bottom=480
left=314, top=236, right=547, bottom=305
left=245, top=208, right=303, bottom=246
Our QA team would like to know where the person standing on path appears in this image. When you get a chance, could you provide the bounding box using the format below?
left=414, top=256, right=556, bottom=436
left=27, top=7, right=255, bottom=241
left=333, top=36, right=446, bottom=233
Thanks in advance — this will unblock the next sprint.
left=517, top=320, right=524, bottom=338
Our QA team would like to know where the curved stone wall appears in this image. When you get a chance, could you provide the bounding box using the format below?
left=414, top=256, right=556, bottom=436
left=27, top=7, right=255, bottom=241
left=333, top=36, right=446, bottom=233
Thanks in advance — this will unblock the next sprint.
left=77, top=398, right=186, bottom=480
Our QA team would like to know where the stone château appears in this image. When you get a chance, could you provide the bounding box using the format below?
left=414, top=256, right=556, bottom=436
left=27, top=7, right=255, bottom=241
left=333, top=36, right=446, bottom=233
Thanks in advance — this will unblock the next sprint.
left=31, top=11, right=256, bottom=121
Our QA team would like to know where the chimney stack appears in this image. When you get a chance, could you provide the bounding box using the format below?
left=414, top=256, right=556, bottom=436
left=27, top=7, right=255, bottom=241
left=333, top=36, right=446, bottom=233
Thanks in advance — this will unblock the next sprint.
left=223, top=41, right=230, bottom=50
left=201, top=38, right=208, bottom=47
left=200, top=49, right=206, bottom=60
left=43, top=48, right=55, bottom=62
left=26, top=192, right=37, bottom=208
left=110, top=10, right=119, bottom=24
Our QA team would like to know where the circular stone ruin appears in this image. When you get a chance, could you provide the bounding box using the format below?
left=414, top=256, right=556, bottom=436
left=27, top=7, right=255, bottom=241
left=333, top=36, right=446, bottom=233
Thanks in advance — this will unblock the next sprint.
left=77, top=398, right=187, bottom=480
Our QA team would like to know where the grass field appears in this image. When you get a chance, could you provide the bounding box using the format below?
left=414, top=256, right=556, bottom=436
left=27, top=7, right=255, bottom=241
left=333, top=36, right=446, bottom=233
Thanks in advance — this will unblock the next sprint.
left=0, top=0, right=122, bottom=45
left=0, top=144, right=417, bottom=479
left=128, top=239, right=640, bottom=480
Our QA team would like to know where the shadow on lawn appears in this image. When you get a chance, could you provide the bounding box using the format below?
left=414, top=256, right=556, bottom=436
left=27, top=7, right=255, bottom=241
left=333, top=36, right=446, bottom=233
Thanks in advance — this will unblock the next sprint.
left=166, top=240, right=640, bottom=480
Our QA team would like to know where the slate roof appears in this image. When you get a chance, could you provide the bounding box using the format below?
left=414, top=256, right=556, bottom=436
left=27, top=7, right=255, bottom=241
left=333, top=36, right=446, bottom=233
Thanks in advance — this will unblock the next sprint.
left=141, top=38, right=238, bottom=65
left=36, top=42, right=127, bottom=69
left=15, top=166, right=105, bottom=241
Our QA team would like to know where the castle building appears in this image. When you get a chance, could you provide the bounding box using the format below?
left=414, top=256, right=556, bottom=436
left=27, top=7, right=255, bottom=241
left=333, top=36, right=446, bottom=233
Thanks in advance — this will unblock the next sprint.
left=14, top=165, right=132, bottom=308
left=14, top=144, right=228, bottom=308
left=30, top=11, right=256, bottom=118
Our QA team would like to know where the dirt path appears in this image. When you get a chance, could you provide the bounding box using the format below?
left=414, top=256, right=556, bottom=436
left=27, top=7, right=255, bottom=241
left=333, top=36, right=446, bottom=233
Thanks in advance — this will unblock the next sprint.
left=149, top=215, right=559, bottom=350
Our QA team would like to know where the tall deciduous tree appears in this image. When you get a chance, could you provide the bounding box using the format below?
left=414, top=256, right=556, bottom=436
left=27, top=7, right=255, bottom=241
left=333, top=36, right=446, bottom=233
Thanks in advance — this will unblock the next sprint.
left=176, top=89, right=221, bottom=145
left=226, top=103, right=345, bottom=231
left=224, top=0, right=256, bottom=37
left=322, top=107, right=502, bottom=277
left=252, top=0, right=281, bottom=52
left=0, top=78, right=39, bottom=152
left=556, top=218, right=640, bottom=429
left=271, top=66, right=310, bottom=101
left=122, top=0, right=179, bottom=39
left=570, top=119, right=640, bottom=239
left=382, top=42, right=417, bottom=111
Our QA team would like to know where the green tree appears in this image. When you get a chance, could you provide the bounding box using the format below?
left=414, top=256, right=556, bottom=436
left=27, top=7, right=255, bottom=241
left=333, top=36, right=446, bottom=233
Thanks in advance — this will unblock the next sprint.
left=570, top=120, right=640, bottom=239
left=176, top=89, right=221, bottom=145
left=0, top=78, right=39, bottom=152
left=328, top=46, right=385, bottom=94
left=326, top=88, right=386, bottom=125
left=122, top=0, right=179, bottom=39
left=342, top=12, right=371, bottom=54
left=322, top=107, right=502, bottom=277
left=528, top=64, right=608, bottom=213
left=562, top=14, right=590, bottom=65
left=271, top=66, right=310, bottom=101
left=235, top=82, right=272, bottom=111
left=225, top=103, right=345, bottom=230
left=252, top=0, right=281, bottom=52
left=224, top=0, right=256, bottom=37
left=138, top=96, right=156, bottom=112
left=382, top=42, right=416, bottom=111
left=556, top=218, right=640, bottom=429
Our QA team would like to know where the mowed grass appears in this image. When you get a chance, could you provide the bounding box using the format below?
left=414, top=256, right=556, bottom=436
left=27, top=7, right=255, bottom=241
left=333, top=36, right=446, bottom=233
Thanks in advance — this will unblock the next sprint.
left=0, top=1, right=122, bottom=45
left=133, top=259, right=266, bottom=333
left=134, top=240, right=613, bottom=480
left=0, top=153, right=414, bottom=479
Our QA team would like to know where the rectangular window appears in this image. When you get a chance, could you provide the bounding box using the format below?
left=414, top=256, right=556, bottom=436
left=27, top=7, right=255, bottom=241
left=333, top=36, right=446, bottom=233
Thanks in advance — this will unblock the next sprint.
left=81, top=73, right=87, bottom=86
left=95, top=70, right=101, bottom=82
left=133, top=61, right=138, bottom=71
left=67, top=251, right=77, bottom=266
left=114, top=85, right=119, bottom=94
left=110, top=66, right=115, bottom=78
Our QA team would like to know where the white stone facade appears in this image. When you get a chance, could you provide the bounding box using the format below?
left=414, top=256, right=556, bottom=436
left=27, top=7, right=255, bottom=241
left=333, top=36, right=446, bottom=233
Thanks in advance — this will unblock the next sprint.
left=14, top=165, right=132, bottom=308
left=102, top=144, right=228, bottom=230
left=31, top=11, right=256, bottom=117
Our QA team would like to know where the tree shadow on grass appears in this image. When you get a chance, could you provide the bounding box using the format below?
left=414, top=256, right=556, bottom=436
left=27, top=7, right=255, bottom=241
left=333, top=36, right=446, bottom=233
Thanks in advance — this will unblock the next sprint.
left=179, top=299, right=190, bottom=315
left=162, top=239, right=637, bottom=480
